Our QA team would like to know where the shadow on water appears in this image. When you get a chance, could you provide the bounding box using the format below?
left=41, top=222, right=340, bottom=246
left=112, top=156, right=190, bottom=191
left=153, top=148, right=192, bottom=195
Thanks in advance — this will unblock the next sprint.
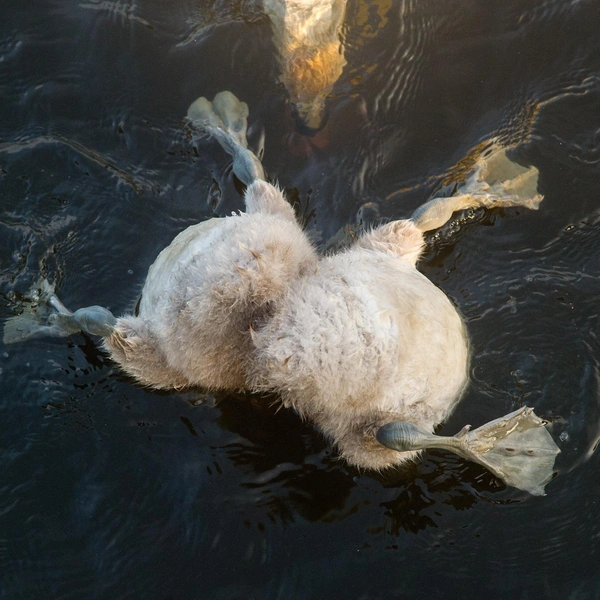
left=1, top=0, right=600, bottom=598
left=211, top=391, right=523, bottom=530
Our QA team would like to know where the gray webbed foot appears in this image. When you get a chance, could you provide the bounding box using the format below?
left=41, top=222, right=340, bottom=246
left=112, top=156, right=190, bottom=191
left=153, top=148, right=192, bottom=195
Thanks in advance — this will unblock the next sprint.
left=187, top=91, right=265, bottom=186
left=3, top=278, right=116, bottom=343
left=211, top=91, right=251, bottom=148
left=377, top=406, right=560, bottom=495
left=411, top=146, right=544, bottom=232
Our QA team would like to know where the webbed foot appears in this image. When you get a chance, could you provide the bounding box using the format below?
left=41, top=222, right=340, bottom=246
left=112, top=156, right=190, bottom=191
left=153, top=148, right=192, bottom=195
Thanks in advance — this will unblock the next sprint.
left=3, top=278, right=116, bottom=343
left=411, top=146, right=544, bottom=232
left=187, top=91, right=265, bottom=186
left=377, top=406, right=560, bottom=495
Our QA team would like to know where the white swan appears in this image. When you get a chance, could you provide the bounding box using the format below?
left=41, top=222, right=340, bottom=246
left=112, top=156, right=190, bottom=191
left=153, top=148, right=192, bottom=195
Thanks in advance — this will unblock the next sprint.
left=4, top=92, right=559, bottom=495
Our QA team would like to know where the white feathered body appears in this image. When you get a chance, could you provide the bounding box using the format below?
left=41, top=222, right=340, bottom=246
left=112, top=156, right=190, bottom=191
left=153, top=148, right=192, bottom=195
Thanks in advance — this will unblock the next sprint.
left=250, top=239, right=469, bottom=469
left=106, top=181, right=469, bottom=470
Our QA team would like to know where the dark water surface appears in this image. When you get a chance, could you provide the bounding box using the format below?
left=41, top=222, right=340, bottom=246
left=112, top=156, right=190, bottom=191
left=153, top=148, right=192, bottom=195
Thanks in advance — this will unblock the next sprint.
left=2, top=1, right=600, bottom=598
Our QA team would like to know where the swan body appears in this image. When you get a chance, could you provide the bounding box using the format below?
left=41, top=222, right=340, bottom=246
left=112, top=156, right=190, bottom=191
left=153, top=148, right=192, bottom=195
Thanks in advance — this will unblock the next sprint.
left=107, top=188, right=468, bottom=470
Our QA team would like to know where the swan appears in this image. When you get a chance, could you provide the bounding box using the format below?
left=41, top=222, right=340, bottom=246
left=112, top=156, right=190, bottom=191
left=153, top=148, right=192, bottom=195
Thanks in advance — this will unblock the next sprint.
left=4, top=91, right=559, bottom=495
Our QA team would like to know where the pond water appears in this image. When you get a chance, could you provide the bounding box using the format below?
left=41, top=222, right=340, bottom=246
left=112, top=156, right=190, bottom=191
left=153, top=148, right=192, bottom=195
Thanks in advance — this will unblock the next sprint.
left=1, top=1, right=600, bottom=598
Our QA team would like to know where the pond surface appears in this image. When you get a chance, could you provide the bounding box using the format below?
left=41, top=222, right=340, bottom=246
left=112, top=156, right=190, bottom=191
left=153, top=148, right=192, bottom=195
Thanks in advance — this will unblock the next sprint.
left=1, top=1, right=600, bottom=598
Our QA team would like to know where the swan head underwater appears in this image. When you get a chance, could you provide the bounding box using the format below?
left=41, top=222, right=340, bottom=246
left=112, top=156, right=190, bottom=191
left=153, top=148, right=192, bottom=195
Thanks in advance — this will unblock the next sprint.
left=4, top=92, right=559, bottom=494
left=262, top=0, right=349, bottom=129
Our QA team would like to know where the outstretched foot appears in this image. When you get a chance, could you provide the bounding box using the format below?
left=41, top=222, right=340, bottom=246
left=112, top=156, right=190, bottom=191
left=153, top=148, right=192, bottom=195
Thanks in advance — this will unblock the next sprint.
left=377, top=406, right=560, bottom=495
left=3, top=279, right=116, bottom=344
left=187, top=91, right=265, bottom=186
left=411, top=146, right=544, bottom=232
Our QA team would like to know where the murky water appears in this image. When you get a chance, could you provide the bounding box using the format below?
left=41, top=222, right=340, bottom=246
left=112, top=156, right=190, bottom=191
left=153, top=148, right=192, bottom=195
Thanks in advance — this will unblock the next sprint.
left=1, top=1, right=600, bottom=598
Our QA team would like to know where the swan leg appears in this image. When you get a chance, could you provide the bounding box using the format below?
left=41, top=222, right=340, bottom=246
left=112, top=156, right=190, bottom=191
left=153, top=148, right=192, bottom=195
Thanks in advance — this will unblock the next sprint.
left=3, top=278, right=116, bottom=343
left=411, top=147, right=544, bottom=232
left=187, top=91, right=265, bottom=186
left=377, top=406, right=560, bottom=495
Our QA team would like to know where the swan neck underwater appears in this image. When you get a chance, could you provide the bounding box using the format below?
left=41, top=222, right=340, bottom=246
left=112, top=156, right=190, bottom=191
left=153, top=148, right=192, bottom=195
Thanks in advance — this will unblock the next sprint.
left=3, top=91, right=561, bottom=495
